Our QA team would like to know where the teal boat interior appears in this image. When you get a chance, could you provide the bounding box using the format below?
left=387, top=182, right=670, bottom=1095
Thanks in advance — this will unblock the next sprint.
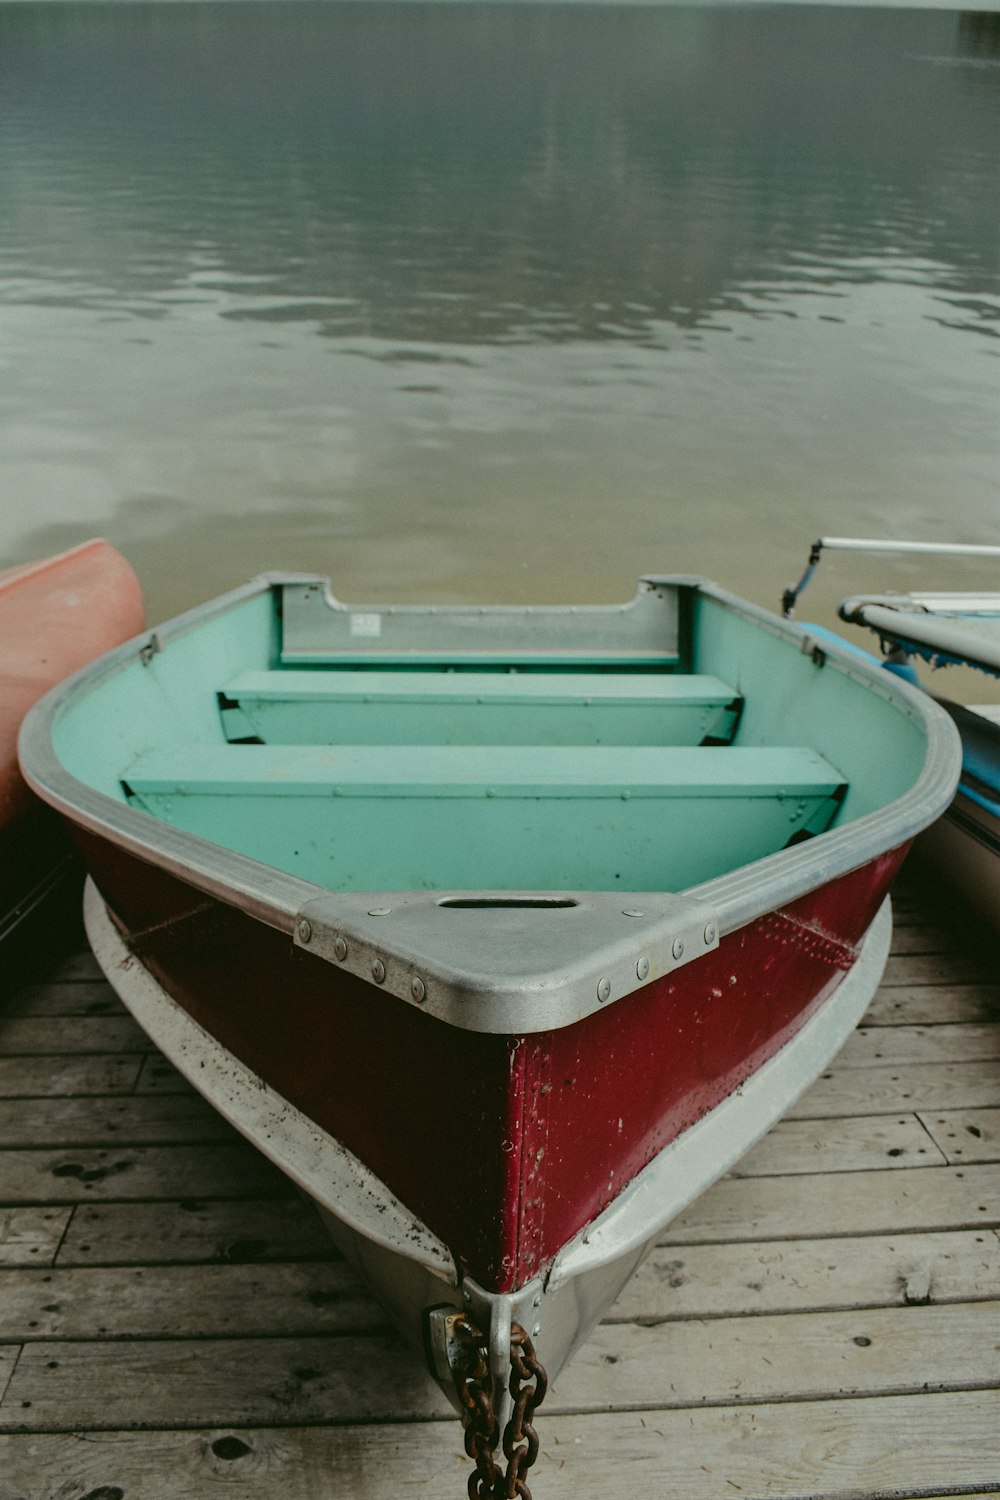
left=49, top=577, right=931, bottom=897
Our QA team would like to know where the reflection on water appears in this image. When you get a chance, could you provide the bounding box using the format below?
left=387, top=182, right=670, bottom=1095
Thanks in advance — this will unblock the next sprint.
left=0, top=2, right=997, bottom=625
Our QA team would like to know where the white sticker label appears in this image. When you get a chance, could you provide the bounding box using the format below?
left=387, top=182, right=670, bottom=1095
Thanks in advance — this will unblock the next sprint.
left=349, top=613, right=382, bottom=638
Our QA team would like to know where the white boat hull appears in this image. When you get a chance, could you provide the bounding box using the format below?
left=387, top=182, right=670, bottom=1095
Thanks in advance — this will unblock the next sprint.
left=918, top=789, right=1000, bottom=934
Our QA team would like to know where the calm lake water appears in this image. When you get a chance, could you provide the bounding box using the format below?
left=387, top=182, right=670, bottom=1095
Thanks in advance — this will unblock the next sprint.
left=1, top=1, right=998, bottom=629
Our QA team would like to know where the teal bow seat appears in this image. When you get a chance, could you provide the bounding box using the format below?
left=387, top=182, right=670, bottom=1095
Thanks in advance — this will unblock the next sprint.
left=122, top=743, right=846, bottom=894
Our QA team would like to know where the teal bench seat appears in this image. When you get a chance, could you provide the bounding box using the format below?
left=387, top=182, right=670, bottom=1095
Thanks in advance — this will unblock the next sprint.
left=218, top=670, right=743, bottom=747
left=123, top=744, right=846, bottom=894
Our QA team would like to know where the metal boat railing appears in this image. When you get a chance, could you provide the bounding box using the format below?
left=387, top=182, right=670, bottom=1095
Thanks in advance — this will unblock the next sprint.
left=782, top=536, right=1000, bottom=618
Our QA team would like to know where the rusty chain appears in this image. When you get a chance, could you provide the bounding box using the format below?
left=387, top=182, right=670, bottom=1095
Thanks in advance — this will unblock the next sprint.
left=502, top=1324, right=548, bottom=1499
left=452, top=1316, right=501, bottom=1500
left=451, top=1317, right=548, bottom=1500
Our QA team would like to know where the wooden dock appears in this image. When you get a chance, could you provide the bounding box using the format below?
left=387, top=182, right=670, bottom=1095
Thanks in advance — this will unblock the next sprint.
left=1, top=869, right=998, bottom=1499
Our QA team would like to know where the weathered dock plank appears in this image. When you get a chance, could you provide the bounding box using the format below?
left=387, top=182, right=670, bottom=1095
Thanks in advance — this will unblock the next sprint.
left=0, top=1210, right=71, bottom=1269
left=607, top=1229, right=1000, bottom=1322
left=731, top=1113, right=946, bottom=1176
left=0, top=1055, right=142, bottom=1098
left=839, top=1022, right=1000, bottom=1068
left=0, top=1350, right=19, bottom=1410
left=786, top=1059, right=1000, bottom=1118
left=661, top=1163, right=1000, bottom=1243
left=56, top=1197, right=336, bottom=1266
left=918, top=1107, right=1000, bottom=1166
left=865, top=982, right=1000, bottom=1026
left=1, top=1303, right=997, bottom=1431
left=566, top=1301, right=1000, bottom=1411
left=0, top=1094, right=236, bottom=1148
left=0, top=1331, right=446, bottom=1431
left=0, top=1145, right=287, bottom=1204
left=0, top=1014, right=152, bottom=1055
left=882, top=923, right=960, bottom=954
left=880, top=951, right=997, bottom=987
left=1, top=980, right=125, bottom=1018
left=0, top=1262, right=383, bottom=1341
left=46, top=952, right=103, bottom=983
left=0, top=1394, right=997, bottom=1499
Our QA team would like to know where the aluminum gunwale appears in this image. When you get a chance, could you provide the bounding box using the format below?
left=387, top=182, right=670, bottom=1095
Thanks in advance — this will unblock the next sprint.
left=20, top=576, right=320, bottom=931
left=19, top=574, right=961, bottom=1033
left=681, top=580, right=962, bottom=934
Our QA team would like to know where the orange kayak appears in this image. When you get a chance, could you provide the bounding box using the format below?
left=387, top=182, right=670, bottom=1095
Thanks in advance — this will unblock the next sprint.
left=1, top=539, right=144, bottom=986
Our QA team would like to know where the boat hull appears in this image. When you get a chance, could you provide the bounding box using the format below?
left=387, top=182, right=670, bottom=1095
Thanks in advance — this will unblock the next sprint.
left=918, top=789, right=1000, bottom=932
left=83, top=875, right=894, bottom=1395
left=73, top=825, right=905, bottom=1295
left=0, top=808, right=83, bottom=992
left=918, top=703, right=1000, bottom=932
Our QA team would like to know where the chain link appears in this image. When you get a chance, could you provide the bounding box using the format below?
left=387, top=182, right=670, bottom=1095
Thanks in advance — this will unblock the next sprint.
left=502, top=1324, right=548, bottom=1499
left=452, top=1317, right=501, bottom=1500
left=451, top=1317, right=548, bottom=1500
